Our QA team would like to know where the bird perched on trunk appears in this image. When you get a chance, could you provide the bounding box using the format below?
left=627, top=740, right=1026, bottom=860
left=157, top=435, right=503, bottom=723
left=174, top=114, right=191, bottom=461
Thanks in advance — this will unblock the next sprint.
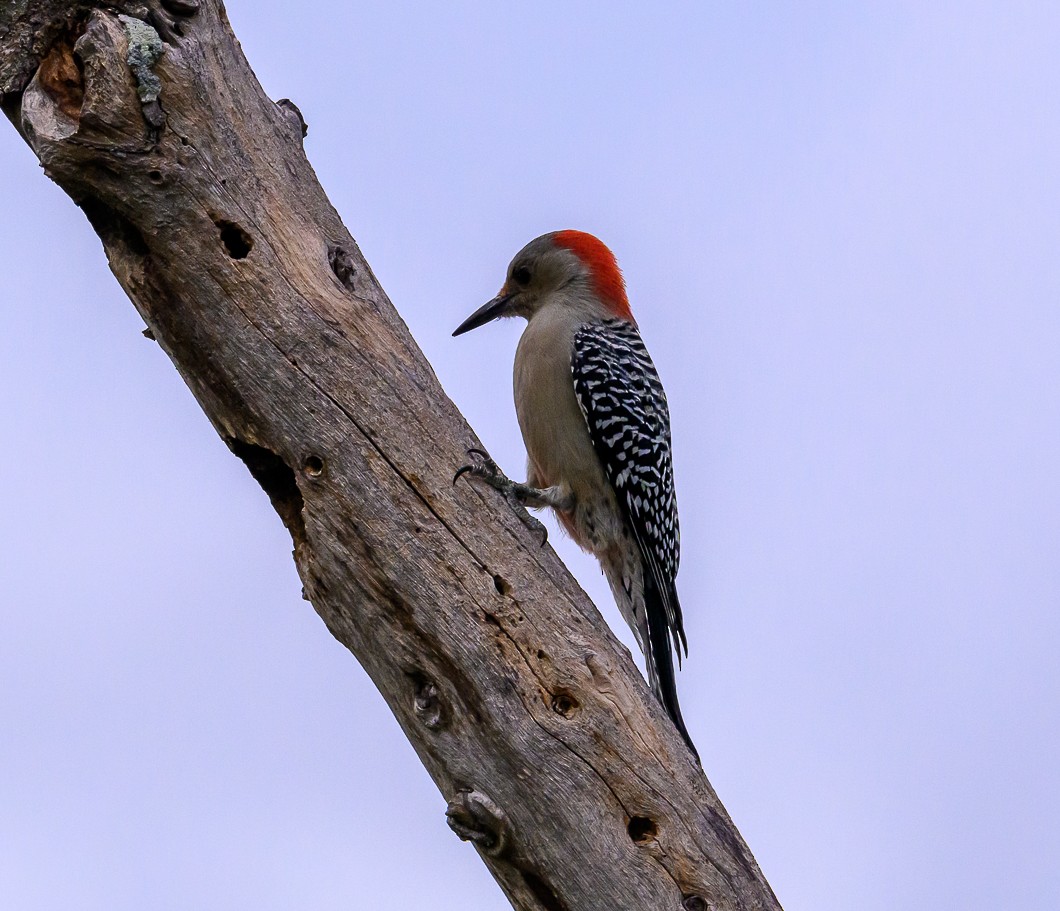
left=453, top=230, right=696, bottom=756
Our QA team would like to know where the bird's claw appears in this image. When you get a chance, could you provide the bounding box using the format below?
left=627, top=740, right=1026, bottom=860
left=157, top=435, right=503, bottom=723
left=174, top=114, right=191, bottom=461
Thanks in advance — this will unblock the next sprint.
left=454, top=448, right=549, bottom=547
left=454, top=447, right=503, bottom=486
left=524, top=512, right=549, bottom=548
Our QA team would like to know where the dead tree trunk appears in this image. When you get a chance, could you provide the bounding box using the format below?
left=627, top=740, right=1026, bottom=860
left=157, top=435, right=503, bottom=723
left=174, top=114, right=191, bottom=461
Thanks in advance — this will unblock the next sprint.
left=0, top=3, right=781, bottom=909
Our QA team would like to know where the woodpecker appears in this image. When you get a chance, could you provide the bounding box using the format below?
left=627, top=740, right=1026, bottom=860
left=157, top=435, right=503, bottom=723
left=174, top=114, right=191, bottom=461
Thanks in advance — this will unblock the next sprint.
left=453, top=230, right=696, bottom=756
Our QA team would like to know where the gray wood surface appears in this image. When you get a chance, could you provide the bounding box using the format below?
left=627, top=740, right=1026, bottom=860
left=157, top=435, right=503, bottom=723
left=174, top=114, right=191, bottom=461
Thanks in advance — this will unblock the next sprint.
left=1, top=3, right=783, bottom=909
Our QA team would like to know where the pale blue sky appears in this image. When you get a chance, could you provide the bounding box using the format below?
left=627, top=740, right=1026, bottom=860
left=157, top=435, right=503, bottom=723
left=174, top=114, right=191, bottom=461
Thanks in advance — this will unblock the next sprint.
left=2, top=2, right=1058, bottom=909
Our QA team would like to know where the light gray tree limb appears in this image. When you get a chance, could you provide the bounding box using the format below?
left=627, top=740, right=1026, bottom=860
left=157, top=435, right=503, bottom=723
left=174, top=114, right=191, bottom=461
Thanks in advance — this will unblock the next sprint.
left=0, top=3, right=782, bottom=909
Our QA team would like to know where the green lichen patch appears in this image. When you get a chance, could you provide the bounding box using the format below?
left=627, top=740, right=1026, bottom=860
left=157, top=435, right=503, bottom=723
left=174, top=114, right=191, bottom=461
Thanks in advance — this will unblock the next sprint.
left=118, top=14, right=165, bottom=103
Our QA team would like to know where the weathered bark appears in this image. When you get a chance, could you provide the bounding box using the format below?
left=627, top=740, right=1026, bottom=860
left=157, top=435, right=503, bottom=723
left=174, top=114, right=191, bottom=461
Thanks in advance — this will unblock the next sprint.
left=1, top=3, right=782, bottom=910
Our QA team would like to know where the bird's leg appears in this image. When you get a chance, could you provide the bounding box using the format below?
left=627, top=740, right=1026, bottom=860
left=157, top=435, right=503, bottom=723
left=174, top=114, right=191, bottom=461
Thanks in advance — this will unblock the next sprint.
left=454, top=448, right=572, bottom=546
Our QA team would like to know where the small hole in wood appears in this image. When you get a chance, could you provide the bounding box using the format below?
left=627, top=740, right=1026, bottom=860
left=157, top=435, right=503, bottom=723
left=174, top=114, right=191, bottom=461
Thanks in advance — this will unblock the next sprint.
left=493, top=575, right=510, bottom=596
left=80, top=196, right=149, bottom=256
left=682, top=895, right=709, bottom=911
left=216, top=219, right=252, bottom=259
left=328, top=242, right=357, bottom=292
left=627, top=816, right=657, bottom=845
left=162, top=0, right=201, bottom=16
left=148, top=169, right=164, bottom=185
left=536, top=649, right=546, bottom=660
left=550, top=691, right=579, bottom=718
left=303, top=455, right=325, bottom=478
left=230, top=440, right=306, bottom=552
left=410, top=672, right=445, bottom=730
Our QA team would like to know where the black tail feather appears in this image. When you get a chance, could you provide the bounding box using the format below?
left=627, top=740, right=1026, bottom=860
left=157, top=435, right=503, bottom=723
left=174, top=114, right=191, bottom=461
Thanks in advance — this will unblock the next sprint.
left=643, top=568, right=698, bottom=760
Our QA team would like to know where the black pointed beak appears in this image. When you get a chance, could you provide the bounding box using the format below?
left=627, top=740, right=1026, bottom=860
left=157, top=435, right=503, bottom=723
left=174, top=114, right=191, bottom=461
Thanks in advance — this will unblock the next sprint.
left=452, top=293, right=515, bottom=337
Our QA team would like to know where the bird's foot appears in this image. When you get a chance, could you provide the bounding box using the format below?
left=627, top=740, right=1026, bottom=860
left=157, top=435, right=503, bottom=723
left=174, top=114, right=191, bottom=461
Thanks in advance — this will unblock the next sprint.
left=454, top=448, right=549, bottom=546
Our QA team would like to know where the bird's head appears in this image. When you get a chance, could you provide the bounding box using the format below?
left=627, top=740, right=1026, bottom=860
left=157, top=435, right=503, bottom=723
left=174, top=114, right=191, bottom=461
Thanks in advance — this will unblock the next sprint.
left=453, top=230, right=633, bottom=337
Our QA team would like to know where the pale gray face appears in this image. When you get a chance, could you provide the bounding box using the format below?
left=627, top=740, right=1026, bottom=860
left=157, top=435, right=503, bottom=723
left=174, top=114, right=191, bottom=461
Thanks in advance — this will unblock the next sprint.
left=501, top=233, right=587, bottom=318
left=452, top=232, right=589, bottom=336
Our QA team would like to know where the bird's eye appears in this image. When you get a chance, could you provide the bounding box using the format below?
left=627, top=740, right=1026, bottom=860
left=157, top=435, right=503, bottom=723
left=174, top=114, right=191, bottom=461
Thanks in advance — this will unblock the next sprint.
left=511, top=265, right=532, bottom=286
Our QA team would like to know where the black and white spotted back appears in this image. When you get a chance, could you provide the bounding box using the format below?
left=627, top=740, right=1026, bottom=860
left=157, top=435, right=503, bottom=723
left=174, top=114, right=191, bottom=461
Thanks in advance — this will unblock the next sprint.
left=571, top=318, right=686, bottom=656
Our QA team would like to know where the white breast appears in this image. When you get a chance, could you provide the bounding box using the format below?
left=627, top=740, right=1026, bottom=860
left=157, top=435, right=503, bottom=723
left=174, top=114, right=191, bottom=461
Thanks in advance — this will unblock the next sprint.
left=513, top=303, right=608, bottom=499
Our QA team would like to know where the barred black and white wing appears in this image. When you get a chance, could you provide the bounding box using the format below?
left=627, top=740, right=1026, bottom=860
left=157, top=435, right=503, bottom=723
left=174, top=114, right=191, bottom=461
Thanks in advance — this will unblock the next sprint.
left=572, top=318, right=691, bottom=747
